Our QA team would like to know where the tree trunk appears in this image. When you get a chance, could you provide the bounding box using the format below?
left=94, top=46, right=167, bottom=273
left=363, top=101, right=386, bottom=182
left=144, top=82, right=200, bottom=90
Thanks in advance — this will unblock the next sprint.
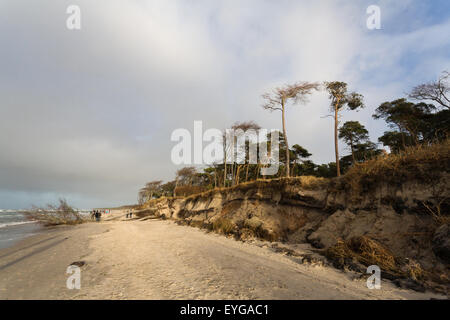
left=281, top=98, right=290, bottom=178
left=350, top=138, right=356, bottom=165
left=256, top=163, right=260, bottom=180
left=223, top=161, right=227, bottom=187
left=236, top=165, right=242, bottom=185
left=174, top=178, right=179, bottom=197
left=398, top=125, right=406, bottom=150
left=231, top=162, right=235, bottom=186
left=334, top=102, right=341, bottom=177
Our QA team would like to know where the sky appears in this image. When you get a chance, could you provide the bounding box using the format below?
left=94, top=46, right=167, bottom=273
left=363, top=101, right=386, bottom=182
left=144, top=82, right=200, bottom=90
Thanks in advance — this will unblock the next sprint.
left=0, top=0, right=449, bottom=209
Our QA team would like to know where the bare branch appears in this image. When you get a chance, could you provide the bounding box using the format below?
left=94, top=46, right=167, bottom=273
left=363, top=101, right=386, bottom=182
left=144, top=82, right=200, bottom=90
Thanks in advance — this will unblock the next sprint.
left=409, top=71, right=450, bottom=110
left=262, top=82, right=321, bottom=112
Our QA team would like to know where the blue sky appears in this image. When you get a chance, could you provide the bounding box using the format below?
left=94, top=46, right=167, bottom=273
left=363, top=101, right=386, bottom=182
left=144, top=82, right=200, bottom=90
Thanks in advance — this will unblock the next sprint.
left=0, top=0, right=449, bottom=209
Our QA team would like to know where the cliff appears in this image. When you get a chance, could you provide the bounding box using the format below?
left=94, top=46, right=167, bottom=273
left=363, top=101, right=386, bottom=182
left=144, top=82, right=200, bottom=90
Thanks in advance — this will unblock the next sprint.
left=137, top=141, right=450, bottom=293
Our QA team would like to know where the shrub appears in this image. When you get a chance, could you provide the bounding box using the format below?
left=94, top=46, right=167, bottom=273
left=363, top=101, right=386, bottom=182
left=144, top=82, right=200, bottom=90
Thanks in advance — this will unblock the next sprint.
left=184, top=176, right=329, bottom=203
left=189, top=220, right=205, bottom=229
left=325, top=236, right=425, bottom=281
left=174, top=185, right=208, bottom=197
left=23, top=199, right=86, bottom=226
left=212, top=217, right=235, bottom=234
left=341, top=138, right=450, bottom=200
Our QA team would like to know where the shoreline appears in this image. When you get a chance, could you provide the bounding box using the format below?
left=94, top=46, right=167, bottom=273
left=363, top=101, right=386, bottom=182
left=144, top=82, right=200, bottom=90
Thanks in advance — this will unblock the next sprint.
left=0, top=218, right=447, bottom=300
left=0, top=222, right=109, bottom=299
left=0, top=222, right=44, bottom=250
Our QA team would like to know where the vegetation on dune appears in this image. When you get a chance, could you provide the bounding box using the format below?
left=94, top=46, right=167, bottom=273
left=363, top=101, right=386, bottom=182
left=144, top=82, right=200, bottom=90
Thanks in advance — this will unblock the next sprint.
left=325, top=236, right=424, bottom=281
left=324, top=81, right=365, bottom=177
left=325, top=235, right=450, bottom=291
left=339, top=121, right=373, bottom=165
left=131, top=71, right=450, bottom=293
left=23, top=199, right=86, bottom=226
left=343, top=138, right=450, bottom=185
left=212, top=217, right=235, bottom=235
left=183, top=176, right=328, bottom=203
left=136, top=70, right=449, bottom=205
left=222, top=121, right=263, bottom=188
left=409, top=70, right=449, bottom=110
left=173, top=185, right=208, bottom=197
left=262, top=82, right=320, bottom=177
left=341, top=138, right=450, bottom=219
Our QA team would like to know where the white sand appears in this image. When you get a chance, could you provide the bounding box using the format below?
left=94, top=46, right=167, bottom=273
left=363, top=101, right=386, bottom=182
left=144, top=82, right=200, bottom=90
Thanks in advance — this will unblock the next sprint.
left=75, top=219, right=444, bottom=299
left=0, top=216, right=445, bottom=300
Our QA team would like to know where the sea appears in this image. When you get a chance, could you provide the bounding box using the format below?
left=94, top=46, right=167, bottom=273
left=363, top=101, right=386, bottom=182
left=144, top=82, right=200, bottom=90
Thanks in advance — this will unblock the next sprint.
left=0, top=210, right=43, bottom=250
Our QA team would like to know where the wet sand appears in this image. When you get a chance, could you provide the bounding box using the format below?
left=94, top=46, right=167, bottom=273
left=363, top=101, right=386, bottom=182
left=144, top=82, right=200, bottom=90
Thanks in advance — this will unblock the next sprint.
left=0, top=222, right=43, bottom=250
left=0, top=218, right=446, bottom=300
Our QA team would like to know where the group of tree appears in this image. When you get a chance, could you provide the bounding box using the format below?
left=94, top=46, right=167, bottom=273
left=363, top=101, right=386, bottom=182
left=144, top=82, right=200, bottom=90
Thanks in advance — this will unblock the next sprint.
left=138, top=71, right=449, bottom=201
left=373, top=72, right=449, bottom=153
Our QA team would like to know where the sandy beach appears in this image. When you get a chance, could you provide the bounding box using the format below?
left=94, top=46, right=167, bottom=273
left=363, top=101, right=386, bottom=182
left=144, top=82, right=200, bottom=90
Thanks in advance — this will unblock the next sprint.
left=0, top=215, right=446, bottom=300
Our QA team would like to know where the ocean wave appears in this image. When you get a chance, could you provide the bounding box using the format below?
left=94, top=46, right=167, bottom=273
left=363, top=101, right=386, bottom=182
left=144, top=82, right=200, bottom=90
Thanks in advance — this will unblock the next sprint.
left=0, top=221, right=37, bottom=229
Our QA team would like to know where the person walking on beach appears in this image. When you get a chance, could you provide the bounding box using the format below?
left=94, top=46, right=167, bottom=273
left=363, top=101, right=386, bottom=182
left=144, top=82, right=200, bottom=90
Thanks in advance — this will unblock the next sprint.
left=95, top=210, right=101, bottom=222
left=129, top=211, right=133, bottom=219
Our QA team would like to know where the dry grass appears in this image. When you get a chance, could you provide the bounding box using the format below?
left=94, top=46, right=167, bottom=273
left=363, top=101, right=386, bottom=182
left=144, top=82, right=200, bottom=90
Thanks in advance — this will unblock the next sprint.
left=326, top=236, right=425, bottom=281
left=421, top=200, right=450, bottom=226
left=341, top=139, right=450, bottom=200
left=348, top=237, right=399, bottom=273
left=142, top=196, right=184, bottom=207
left=99, top=204, right=139, bottom=210
left=212, top=217, right=235, bottom=234
left=174, top=185, right=208, bottom=197
left=139, top=196, right=185, bottom=210
left=326, top=237, right=400, bottom=274
left=134, top=208, right=157, bottom=218
left=189, top=220, right=206, bottom=229
left=296, top=176, right=329, bottom=189
left=406, top=260, right=425, bottom=282
left=184, top=176, right=328, bottom=202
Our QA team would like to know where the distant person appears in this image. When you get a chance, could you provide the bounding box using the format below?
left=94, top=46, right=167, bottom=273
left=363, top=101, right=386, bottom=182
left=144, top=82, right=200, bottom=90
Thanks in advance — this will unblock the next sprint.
left=129, top=211, right=133, bottom=219
left=126, top=212, right=129, bottom=218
